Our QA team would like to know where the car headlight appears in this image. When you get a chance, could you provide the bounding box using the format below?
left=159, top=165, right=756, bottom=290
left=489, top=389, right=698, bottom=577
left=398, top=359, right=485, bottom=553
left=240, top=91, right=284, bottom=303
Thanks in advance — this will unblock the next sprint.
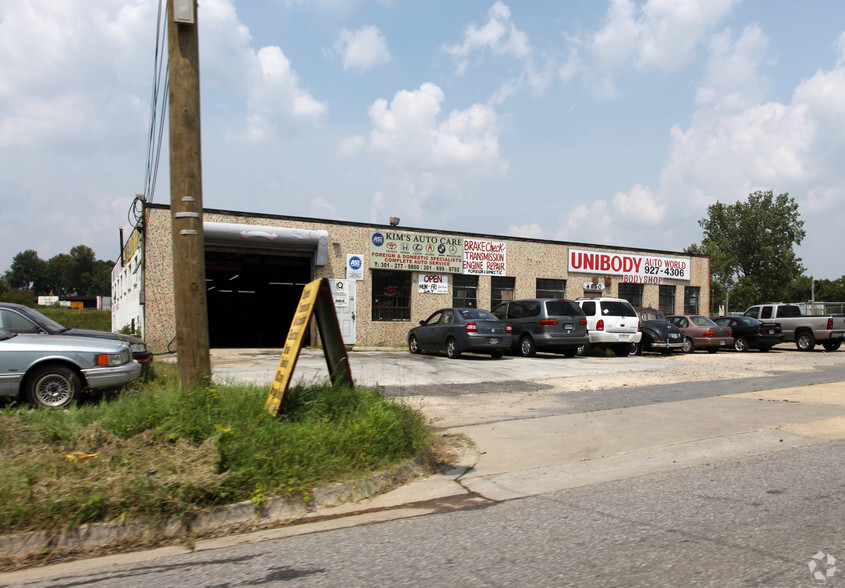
left=96, top=350, right=131, bottom=366
left=130, top=342, right=147, bottom=354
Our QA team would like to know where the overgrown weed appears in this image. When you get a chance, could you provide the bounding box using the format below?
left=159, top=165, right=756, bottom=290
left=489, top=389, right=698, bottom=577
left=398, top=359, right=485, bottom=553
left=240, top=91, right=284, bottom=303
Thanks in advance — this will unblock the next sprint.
left=0, top=363, right=433, bottom=534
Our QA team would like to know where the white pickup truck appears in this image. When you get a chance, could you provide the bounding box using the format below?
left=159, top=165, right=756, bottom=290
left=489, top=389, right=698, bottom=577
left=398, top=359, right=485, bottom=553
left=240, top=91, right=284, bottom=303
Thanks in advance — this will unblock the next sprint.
left=743, top=303, right=845, bottom=351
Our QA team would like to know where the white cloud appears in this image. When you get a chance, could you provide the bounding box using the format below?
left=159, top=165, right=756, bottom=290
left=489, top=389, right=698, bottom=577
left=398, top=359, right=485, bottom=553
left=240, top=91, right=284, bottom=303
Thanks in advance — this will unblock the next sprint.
left=563, top=0, right=739, bottom=96
left=334, top=25, right=391, bottom=72
left=507, top=223, right=545, bottom=239
left=695, top=25, right=769, bottom=112
left=366, top=82, right=504, bottom=170
left=196, top=0, right=327, bottom=142
left=444, top=1, right=531, bottom=75
left=242, top=46, right=328, bottom=142
left=0, top=0, right=153, bottom=148
left=358, top=83, right=507, bottom=228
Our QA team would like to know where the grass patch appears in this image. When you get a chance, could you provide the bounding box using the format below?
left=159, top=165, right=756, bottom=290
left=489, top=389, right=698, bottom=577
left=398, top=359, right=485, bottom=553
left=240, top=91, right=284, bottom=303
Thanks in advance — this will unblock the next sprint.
left=0, top=363, right=434, bottom=535
left=37, top=307, right=112, bottom=332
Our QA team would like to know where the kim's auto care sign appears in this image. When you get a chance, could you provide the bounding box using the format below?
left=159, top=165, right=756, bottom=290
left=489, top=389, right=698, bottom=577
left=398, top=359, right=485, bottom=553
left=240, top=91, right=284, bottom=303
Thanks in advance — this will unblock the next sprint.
left=568, top=248, right=691, bottom=283
left=463, top=238, right=507, bottom=276
left=369, top=230, right=463, bottom=273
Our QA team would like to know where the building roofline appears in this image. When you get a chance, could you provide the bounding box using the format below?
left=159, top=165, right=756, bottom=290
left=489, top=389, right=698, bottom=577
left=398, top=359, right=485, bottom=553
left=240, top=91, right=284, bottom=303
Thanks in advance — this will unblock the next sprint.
left=145, top=202, right=707, bottom=259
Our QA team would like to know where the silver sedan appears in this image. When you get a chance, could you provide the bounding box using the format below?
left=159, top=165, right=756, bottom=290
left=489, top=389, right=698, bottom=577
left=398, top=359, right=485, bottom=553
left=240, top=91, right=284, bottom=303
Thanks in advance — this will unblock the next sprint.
left=0, top=327, right=142, bottom=407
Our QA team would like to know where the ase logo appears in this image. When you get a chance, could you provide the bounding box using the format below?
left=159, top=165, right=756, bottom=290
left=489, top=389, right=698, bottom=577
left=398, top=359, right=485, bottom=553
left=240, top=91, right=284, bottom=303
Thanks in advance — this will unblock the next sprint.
left=371, top=232, right=385, bottom=247
left=348, top=255, right=362, bottom=270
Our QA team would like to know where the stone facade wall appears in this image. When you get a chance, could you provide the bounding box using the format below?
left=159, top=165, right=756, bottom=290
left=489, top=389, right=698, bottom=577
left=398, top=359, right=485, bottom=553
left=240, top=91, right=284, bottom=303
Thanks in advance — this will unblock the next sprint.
left=142, top=205, right=709, bottom=353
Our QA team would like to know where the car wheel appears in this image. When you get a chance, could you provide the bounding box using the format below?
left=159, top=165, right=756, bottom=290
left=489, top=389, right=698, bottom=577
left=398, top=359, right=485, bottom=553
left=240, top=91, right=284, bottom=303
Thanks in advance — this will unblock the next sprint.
left=733, top=337, right=748, bottom=352
left=823, top=340, right=842, bottom=352
left=758, top=345, right=772, bottom=352
left=562, top=348, right=577, bottom=358
left=682, top=338, right=695, bottom=353
left=25, top=364, right=80, bottom=408
left=796, top=331, right=815, bottom=352
left=446, top=338, right=461, bottom=359
left=408, top=335, right=421, bottom=354
left=626, top=342, right=641, bottom=356
left=519, top=335, right=536, bottom=357
left=706, top=347, right=719, bottom=354
left=490, top=350, right=504, bottom=359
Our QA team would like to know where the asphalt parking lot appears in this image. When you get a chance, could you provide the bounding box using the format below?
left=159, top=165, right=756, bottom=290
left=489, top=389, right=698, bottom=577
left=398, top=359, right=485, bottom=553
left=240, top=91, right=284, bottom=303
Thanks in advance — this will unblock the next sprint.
left=209, top=347, right=668, bottom=390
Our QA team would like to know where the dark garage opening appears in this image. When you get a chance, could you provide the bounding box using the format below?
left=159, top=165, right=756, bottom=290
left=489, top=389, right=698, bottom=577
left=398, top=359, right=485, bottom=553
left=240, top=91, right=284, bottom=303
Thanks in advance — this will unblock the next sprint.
left=205, top=250, right=311, bottom=348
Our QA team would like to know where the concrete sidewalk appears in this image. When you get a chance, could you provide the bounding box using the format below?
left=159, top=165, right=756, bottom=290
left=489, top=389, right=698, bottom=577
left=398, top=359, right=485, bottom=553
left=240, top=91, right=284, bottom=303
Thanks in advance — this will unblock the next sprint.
left=4, top=381, right=845, bottom=584
left=314, top=381, right=845, bottom=511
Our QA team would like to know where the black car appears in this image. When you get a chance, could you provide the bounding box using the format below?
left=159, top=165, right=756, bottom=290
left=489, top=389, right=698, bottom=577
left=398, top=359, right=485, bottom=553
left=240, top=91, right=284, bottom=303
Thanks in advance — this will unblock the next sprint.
left=408, top=307, right=512, bottom=359
left=632, top=308, right=685, bottom=355
left=0, top=302, right=152, bottom=365
left=712, top=315, right=784, bottom=352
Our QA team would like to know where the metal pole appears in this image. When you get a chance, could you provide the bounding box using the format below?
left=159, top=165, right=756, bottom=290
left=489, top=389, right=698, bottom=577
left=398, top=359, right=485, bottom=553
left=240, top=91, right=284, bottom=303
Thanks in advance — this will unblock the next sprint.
left=167, top=0, right=210, bottom=386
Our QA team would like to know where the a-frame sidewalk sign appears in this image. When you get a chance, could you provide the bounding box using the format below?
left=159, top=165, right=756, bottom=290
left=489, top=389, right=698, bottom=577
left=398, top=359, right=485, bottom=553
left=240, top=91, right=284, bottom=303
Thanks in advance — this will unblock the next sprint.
left=265, top=278, right=354, bottom=417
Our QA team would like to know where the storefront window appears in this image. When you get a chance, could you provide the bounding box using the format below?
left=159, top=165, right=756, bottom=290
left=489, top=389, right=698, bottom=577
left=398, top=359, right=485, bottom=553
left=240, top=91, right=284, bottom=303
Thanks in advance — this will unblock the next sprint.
left=659, top=285, right=676, bottom=315
left=491, top=276, right=515, bottom=308
left=617, top=283, right=643, bottom=307
left=453, top=274, right=478, bottom=308
left=536, top=278, right=566, bottom=298
left=371, top=270, right=411, bottom=321
left=684, top=286, right=700, bottom=315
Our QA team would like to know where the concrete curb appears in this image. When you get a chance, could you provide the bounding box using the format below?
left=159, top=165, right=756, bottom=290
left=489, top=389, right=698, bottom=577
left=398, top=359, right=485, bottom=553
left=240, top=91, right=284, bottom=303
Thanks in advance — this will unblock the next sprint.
left=0, top=460, right=423, bottom=563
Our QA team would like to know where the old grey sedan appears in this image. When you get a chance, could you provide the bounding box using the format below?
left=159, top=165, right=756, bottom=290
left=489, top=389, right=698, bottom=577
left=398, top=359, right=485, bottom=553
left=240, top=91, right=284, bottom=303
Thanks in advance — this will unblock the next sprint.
left=0, top=327, right=142, bottom=407
left=408, top=308, right=512, bottom=359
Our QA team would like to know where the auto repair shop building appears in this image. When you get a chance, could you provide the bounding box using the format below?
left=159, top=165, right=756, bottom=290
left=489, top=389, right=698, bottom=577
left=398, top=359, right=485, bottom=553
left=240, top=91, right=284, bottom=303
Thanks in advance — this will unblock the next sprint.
left=114, top=203, right=710, bottom=353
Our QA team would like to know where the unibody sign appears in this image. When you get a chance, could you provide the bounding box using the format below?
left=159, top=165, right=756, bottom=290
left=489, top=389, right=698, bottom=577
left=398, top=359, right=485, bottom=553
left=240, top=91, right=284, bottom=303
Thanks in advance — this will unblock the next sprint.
left=568, top=248, right=691, bottom=283
left=369, top=230, right=463, bottom=273
left=463, top=238, right=507, bottom=276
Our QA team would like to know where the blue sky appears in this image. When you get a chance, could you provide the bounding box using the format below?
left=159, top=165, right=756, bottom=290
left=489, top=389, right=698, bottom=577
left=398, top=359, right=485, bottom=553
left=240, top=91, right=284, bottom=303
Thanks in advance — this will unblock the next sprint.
left=2, top=0, right=844, bottom=281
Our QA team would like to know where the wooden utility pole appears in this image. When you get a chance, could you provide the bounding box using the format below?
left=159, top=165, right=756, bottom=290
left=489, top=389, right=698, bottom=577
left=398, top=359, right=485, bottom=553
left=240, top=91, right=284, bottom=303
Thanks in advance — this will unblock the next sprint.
left=167, top=0, right=210, bottom=386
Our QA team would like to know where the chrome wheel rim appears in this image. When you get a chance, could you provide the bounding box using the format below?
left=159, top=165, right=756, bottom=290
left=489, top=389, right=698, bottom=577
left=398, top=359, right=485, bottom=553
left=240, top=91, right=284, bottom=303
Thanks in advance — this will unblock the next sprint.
left=35, top=374, right=73, bottom=407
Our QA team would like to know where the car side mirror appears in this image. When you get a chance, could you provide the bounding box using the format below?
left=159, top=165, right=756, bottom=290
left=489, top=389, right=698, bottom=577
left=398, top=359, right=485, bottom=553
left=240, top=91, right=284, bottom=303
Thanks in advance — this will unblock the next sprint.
left=419, top=320, right=426, bottom=326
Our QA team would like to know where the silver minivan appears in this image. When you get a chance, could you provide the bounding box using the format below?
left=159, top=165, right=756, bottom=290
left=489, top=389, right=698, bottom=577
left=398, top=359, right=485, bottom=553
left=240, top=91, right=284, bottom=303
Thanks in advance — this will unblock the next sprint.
left=491, top=299, right=589, bottom=357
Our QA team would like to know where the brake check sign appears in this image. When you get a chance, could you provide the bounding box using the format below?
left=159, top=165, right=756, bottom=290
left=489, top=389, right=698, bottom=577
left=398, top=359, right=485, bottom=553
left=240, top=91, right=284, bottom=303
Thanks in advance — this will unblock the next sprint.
left=568, top=248, right=691, bottom=283
left=463, top=238, right=507, bottom=276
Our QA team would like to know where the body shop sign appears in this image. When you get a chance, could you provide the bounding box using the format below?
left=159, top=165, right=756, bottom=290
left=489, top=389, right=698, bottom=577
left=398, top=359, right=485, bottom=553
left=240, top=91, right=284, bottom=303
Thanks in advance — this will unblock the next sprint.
left=463, top=239, right=507, bottom=275
left=369, top=230, right=463, bottom=273
left=568, top=248, right=691, bottom=283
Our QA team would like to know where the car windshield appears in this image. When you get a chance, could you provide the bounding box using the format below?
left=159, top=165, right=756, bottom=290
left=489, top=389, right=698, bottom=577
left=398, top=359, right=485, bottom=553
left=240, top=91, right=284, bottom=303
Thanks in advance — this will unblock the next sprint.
left=17, top=305, right=67, bottom=334
left=601, top=301, right=636, bottom=317
left=459, top=309, right=496, bottom=320
left=691, top=315, right=717, bottom=326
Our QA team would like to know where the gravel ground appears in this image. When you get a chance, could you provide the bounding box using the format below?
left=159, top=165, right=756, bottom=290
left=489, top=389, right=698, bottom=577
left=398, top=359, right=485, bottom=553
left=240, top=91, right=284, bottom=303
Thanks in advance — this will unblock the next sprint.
left=408, top=348, right=845, bottom=428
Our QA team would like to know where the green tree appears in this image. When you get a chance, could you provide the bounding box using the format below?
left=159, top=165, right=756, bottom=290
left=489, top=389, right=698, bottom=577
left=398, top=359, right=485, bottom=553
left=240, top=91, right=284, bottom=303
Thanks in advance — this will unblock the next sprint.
left=698, top=190, right=805, bottom=309
left=4, top=249, right=47, bottom=292
left=44, top=253, right=76, bottom=296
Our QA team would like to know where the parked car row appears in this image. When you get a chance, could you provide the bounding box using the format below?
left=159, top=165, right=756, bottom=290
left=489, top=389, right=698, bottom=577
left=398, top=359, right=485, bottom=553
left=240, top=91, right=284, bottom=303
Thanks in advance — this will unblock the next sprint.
left=407, top=297, right=793, bottom=360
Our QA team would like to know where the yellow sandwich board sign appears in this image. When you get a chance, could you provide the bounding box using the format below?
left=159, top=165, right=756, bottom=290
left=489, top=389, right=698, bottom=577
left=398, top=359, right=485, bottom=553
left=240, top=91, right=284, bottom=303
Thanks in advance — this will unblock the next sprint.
left=265, top=278, right=354, bottom=417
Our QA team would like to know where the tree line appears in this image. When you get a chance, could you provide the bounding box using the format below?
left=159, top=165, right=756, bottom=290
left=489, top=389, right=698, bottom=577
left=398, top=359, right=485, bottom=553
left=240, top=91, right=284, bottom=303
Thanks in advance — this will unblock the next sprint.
left=0, top=245, right=113, bottom=303
left=690, top=189, right=845, bottom=313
